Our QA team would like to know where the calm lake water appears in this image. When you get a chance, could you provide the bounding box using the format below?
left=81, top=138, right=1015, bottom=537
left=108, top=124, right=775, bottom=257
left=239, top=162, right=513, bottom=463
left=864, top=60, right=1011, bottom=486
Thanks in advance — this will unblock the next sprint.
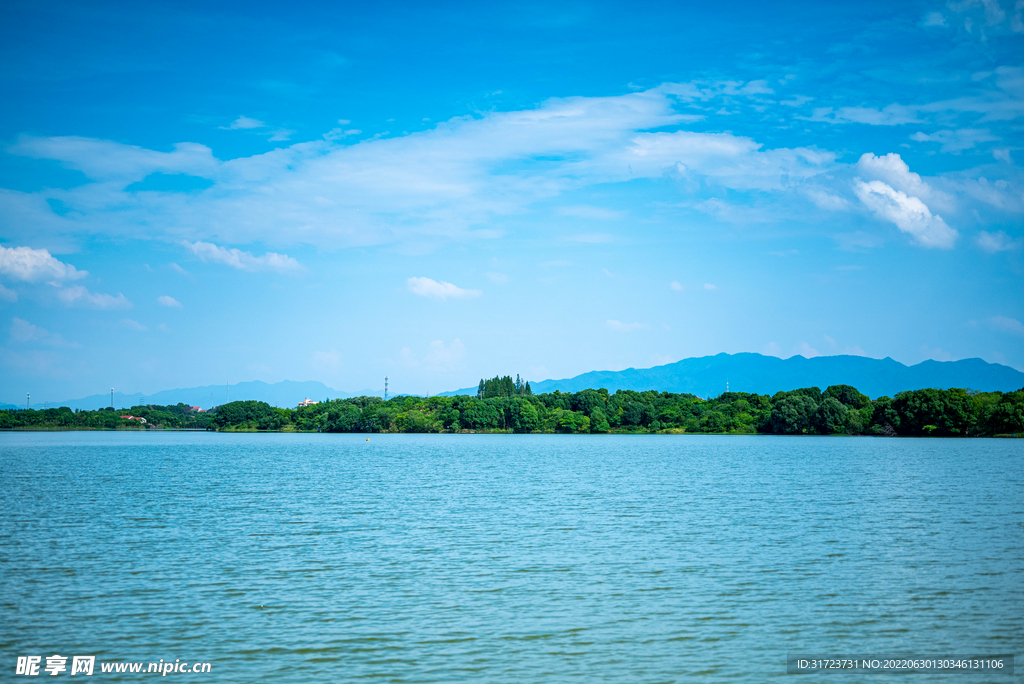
left=1, top=433, right=1022, bottom=681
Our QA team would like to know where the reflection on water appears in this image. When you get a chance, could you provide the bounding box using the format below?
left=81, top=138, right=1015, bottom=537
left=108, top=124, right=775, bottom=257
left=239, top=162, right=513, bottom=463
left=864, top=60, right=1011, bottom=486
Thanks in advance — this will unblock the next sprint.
left=1, top=433, right=1022, bottom=681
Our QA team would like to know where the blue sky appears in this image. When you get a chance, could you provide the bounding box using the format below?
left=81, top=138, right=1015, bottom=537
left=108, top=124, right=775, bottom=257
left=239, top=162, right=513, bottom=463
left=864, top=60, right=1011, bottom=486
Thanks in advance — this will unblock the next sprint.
left=1, top=0, right=1022, bottom=403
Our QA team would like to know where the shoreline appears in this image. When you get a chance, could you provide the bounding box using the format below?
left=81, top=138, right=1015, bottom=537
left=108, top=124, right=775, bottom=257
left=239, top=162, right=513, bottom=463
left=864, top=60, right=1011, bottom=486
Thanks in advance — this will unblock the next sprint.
left=1, top=426, right=1020, bottom=438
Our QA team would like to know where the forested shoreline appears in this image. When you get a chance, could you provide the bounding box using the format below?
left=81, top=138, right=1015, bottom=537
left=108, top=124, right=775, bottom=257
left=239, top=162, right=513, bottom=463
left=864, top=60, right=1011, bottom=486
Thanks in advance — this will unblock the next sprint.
left=2, top=381, right=1023, bottom=436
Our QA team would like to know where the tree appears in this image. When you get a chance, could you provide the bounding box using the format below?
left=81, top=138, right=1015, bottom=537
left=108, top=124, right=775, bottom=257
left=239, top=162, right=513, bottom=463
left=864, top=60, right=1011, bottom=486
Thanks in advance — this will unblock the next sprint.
left=824, top=384, right=871, bottom=409
left=812, top=397, right=848, bottom=434
left=769, top=395, right=818, bottom=434
left=509, top=399, right=539, bottom=433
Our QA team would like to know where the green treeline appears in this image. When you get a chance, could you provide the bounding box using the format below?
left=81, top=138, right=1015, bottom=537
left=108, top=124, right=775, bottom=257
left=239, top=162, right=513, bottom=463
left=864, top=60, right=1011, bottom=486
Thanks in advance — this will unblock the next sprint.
left=3, top=384, right=1023, bottom=435
left=0, top=403, right=212, bottom=430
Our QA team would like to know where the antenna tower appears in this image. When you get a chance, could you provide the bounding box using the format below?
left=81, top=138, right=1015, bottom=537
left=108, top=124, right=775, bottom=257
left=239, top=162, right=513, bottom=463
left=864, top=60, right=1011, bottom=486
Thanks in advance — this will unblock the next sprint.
left=110, top=388, right=114, bottom=409
left=27, top=393, right=30, bottom=410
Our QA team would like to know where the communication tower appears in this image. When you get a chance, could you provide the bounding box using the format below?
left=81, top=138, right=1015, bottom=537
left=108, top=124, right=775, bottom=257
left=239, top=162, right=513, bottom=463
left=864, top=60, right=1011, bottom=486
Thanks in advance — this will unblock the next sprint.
left=27, top=393, right=30, bottom=410
left=110, top=388, right=114, bottom=409
left=385, top=376, right=389, bottom=401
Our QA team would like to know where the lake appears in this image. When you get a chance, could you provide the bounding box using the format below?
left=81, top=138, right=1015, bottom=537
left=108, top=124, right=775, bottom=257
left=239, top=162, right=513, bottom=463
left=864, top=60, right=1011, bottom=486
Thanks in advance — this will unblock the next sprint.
left=1, top=432, right=1021, bottom=681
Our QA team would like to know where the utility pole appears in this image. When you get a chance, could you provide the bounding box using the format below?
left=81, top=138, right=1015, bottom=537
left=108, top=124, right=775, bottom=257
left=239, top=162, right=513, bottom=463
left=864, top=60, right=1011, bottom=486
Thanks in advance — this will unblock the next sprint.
left=26, top=393, right=30, bottom=410
left=110, top=388, right=114, bottom=409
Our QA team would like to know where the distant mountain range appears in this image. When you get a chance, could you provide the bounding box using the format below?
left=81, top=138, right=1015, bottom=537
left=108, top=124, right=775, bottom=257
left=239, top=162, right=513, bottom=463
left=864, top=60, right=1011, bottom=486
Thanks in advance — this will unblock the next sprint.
left=3, top=380, right=380, bottom=411
left=5, top=353, right=1022, bottom=411
left=441, top=353, right=1024, bottom=399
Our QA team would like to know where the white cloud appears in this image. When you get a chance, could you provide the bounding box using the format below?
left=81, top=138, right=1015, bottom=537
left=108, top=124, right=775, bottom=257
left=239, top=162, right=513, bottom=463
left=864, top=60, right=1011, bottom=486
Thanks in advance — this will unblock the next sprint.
left=855, top=153, right=935, bottom=199
left=183, top=241, right=303, bottom=273
left=10, top=317, right=80, bottom=348
left=763, top=342, right=783, bottom=357
left=992, top=148, right=1013, bottom=163
left=670, top=281, right=683, bottom=291
left=9, top=136, right=218, bottom=183
left=120, top=319, right=148, bottom=332
left=976, top=230, right=1022, bottom=252
left=806, top=105, right=919, bottom=126
left=406, top=277, right=481, bottom=300
left=990, top=315, right=1024, bottom=335
left=2, top=84, right=834, bottom=251
left=704, top=283, right=717, bottom=290
left=924, top=11, right=947, bottom=26
left=853, top=180, right=958, bottom=248
left=796, top=341, right=820, bottom=358
left=268, top=129, right=296, bottom=142
left=0, top=245, right=87, bottom=282
left=0, top=284, right=16, bottom=302
left=740, top=79, right=774, bottom=95
left=780, top=95, right=814, bottom=107
left=170, top=262, right=189, bottom=275
left=157, top=295, right=182, bottom=308
left=909, top=128, right=998, bottom=153
left=486, top=272, right=510, bottom=284
left=222, top=116, right=266, bottom=130
left=805, top=188, right=849, bottom=211
left=606, top=319, right=646, bottom=331
left=55, top=285, right=131, bottom=309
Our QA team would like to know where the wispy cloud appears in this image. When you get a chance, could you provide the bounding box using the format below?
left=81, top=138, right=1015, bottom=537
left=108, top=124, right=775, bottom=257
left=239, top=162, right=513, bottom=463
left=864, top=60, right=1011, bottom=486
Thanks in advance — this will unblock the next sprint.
left=120, top=319, right=148, bottom=332
left=2, top=84, right=835, bottom=251
left=10, top=317, right=80, bottom=348
left=183, top=241, right=303, bottom=273
left=0, top=284, right=16, bottom=302
left=407, top=277, right=481, bottom=300
left=990, top=315, right=1024, bottom=336
left=222, top=116, right=266, bottom=130
left=976, top=230, right=1022, bottom=252
left=221, top=115, right=295, bottom=142
left=805, top=104, right=920, bottom=126
left=0, top=245, right=87, bottom=282
left=910, top=128, right=999, bottom=153
left=157, top=295, right=182, bottom=308
left=55, top=285, right=131, bottom=309
left=670, top=281, right=683, bottom=291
